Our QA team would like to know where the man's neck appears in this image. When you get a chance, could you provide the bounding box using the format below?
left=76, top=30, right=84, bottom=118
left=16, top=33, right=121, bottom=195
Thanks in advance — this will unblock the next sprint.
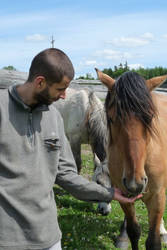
left=16, top=83, right=36, bottom=107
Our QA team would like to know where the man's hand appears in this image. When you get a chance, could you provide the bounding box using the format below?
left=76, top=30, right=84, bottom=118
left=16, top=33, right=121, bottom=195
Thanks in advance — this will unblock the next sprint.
left=113, top=187, right=142, bottom=204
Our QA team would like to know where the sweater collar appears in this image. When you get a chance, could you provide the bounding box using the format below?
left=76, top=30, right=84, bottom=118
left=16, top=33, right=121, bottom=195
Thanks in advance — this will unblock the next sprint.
left=8, top=85, right=49, bottom=112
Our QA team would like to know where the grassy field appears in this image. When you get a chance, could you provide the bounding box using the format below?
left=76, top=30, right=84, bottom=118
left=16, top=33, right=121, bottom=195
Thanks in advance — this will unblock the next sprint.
left=54, top=144, right=167, bottom=250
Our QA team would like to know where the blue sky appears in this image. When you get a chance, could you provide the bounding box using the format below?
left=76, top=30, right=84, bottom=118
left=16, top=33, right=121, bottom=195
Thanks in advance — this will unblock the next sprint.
left=0, top=0, right=167, bottom=78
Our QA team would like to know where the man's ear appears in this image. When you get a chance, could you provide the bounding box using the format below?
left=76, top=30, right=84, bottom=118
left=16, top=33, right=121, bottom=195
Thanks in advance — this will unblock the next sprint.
left=34, top=76, right=46, bottom=90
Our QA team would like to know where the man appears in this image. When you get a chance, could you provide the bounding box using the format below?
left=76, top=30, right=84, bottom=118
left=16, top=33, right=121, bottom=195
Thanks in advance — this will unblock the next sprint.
left=0, top=48, right=141, bottom=250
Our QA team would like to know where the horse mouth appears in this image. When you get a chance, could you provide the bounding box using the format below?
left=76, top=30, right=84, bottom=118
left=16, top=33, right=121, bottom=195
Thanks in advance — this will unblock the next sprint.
left=126, top=190, right=142, bottom=198
left=123, top=179, right=147, bottom=197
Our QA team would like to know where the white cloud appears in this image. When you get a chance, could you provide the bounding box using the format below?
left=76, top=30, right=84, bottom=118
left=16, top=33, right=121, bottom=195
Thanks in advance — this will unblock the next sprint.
left=85, top=60, right=97, bottom=65
left=129, top=63, right=144, bottom=69
left=163, top=34, right=167, bottom=39
left=107, top=33, right=154, bottom=48
left=77, top=60, right=105, bottom=71
left=111, top=37, right=149, bottom=47
left=141, top=32, right=154, bottom=40
left=25, top=34, right=46, bottom=42
left=95, top=49, right=133, bottom=60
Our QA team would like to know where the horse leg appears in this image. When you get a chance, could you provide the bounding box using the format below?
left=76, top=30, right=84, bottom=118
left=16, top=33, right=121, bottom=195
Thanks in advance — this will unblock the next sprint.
left=160, top=218, right=167, bottom=244
left=115, top=216, right=167, bottom=249
left=115, top=217, right=129, bottom=249
left=70, top=140, right=82, bottom=173
left=119, top=203, right=141, bottom=250
left=145, top=189, right=166, bottom=250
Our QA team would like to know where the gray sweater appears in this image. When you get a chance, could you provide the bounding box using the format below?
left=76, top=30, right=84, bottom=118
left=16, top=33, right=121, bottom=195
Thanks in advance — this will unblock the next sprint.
left=0, top=86, right=114, bottom=250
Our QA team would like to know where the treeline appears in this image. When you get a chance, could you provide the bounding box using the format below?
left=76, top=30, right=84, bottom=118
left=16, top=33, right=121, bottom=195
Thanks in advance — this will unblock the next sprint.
left=102, top=63, right=167, bottom=88
left=77, top=62, right=167, bottom=87
left=76, top=73, right=95, bottom=80
left=2, top=66, right=17, bottom=71
left=102, top=62, right=167, bottom=80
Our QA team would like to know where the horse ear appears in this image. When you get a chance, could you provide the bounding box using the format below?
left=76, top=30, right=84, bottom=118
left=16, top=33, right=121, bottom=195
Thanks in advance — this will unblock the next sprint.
left=146, top=75, right=167, bottom=91
left=95, top=68, right=115, bottom=89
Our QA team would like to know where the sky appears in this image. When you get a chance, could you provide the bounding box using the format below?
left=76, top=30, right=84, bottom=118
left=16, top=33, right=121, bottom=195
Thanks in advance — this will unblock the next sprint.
left=0, top=0, right=167, bottom=78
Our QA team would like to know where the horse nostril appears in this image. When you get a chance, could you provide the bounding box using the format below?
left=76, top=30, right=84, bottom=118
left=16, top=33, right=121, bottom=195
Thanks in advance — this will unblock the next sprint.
left=96, top=178, right=102, bottom=185
left=142, top=176, right=148, bottom=185
left=144, top=176, right=148, bottom=185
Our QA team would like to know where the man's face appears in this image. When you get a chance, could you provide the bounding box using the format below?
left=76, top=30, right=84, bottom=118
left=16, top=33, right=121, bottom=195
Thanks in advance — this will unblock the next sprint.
left=34, top=76, right=70, bottom=105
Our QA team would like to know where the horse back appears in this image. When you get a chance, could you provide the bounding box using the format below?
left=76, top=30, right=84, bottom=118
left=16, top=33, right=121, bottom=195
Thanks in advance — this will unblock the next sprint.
left=54, top=88, right=90, bottom=142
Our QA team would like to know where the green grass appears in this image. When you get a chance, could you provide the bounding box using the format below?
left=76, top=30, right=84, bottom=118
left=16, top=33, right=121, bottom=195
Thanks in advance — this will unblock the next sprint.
left=54, top=144, right=167, bottom=250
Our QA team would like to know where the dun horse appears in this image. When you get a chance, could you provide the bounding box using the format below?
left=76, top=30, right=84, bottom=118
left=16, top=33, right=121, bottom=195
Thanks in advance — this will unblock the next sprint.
left=96, top=68, right=167, bottom=250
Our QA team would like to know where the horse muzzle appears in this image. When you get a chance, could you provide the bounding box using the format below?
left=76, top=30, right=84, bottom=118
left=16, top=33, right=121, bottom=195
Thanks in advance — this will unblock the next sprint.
left=122, top=176, right=148, bottom=196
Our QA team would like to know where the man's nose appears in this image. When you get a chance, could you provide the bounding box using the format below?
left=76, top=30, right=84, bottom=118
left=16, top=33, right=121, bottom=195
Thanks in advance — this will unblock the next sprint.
left=59, top=91, right=66, bottom=99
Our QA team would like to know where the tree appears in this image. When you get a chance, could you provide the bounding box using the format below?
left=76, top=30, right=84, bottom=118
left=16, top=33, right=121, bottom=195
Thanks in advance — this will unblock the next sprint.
left=76, top=73, right=95, bottom=80
left=103, top=62, right=130, bottom=78
left=102, top=63, right=167, bottom=82
left=2, top=65, right=17, bottom=71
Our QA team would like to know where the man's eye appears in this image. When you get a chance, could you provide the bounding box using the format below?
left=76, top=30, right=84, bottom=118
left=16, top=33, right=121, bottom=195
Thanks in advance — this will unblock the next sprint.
left=58, top=89, right=65, bottom=91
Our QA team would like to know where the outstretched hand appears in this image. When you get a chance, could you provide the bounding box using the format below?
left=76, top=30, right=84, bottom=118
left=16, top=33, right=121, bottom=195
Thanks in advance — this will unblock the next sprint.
left=113, top=187, right=142, bottom=204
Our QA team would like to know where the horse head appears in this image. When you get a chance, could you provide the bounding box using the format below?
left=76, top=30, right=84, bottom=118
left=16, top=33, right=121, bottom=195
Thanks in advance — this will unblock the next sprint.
left=96, top=68, right=167, bottom=196
left=92, top=154, right=112, bottom=215
left=92, top=154, right=111, bottom=188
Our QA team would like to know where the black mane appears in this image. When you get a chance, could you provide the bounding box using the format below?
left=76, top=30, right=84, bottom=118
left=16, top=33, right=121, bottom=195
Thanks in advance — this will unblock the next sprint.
left=105, top=71, right=157, bottom=133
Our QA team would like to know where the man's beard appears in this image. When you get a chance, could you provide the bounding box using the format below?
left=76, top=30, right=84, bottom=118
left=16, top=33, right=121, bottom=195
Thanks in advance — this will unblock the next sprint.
left=34, top=87, right=57, bottom=106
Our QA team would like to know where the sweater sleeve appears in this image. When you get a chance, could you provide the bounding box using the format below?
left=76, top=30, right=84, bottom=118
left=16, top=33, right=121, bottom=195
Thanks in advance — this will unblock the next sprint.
left=55, top=115, right=114, bottom=203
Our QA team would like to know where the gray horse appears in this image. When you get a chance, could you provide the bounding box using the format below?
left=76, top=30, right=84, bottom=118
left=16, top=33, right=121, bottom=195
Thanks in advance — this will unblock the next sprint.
left=54, top=88, right=107, bottom=173
left=54, top=88, right=111, bottom=215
